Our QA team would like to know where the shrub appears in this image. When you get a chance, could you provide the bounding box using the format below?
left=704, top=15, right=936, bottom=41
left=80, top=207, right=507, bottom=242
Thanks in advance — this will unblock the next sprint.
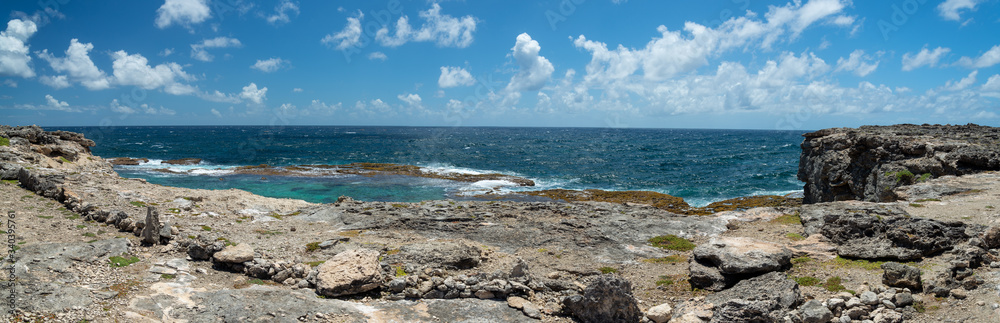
left=129, top=201, right=147, bottom=208
left=0, top=137, right=9, bottom=146
left=306, top=242, right=321, bottom=252
left=823, top=276, right=847, bottom=292
left=648, top=235, right=696, bottom=251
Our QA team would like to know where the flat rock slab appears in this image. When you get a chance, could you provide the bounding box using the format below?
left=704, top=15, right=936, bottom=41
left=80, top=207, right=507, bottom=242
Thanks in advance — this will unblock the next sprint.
left=213, top=243, right=255, bottom=264
left=693, top=237, right=792, bottom=275
left=316, top=248, right=384, bottom=297
left=13, top=238, right=130, bottom=273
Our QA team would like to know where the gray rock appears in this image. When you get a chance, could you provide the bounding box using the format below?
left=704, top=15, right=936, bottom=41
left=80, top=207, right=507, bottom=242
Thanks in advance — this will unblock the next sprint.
left=892, top=292, right=913, bottom=307
left=389, top=241, right=482, bottom=270
left=688, top=258, right=728, bottom=291
left=315, top=249, right=384, bottom=297
left=141, top=207, right=162, bottom=245
left=881, top=262, right=922, bottom=290
left=212, top=244, right=255, bottom=264
left=522, top=302, right=542, bottom=319
left=800, top=300, right=834, bottom=323
left=389, top=278, right=407, bottom=293
left=706, top=271, right=802, bottom=322
left=871, top=307, right=903, bottom=323
left=693, top=237, right=792, bottom=275
left=821, top=211, right=970, bottom=260
left=860, top=291, right=879, bottom=305
left=562, top=275, right=642, bottom=323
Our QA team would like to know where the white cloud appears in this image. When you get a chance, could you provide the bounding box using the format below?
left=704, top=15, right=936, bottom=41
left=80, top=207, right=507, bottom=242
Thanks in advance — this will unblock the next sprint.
left=292, top=88, right=304, bottom=93
left=198, top=90, right=241, bottom=103
left=375, top=3, right=477, bottom=48
left=0, top=19, right=37, bottom=78
left=39, top=75, right=70, bottom=89
left=251, top=57, right=289, bottom=73
left=507, top=33, right=554, bottom=92
left=190, top=37, right=242, bottom=62
left=308, top=100, right=341, bottom=115
left=45, top=94, right=68, bottom=110
left=944, top=70, right=978, bottom=91
left=901, top=47, right=951, bottom=71
left=353, top=98, right=394, bottom=117
left=438, top=66, right=475, bottom=88
left=110, top=99, right=135, bottom=114
left=266, top=0, right=299, bottom=25
left=835, top=49, right=880, bottom=77
left=956, top=45, right=1000, bottom=69
left=397, top=93, right=422, bottom=106
left=3, top=79, right=16, bottom=87
left=155, top=0, right=211, bottom=29
left=982, top=74, right=1000, bottom=98
left=211, top=108, right=222, bottom=117
left=937, top=0, right=983, bottom=21
left=111, top=50, right=196, bottom=95
left=368, top=52, right=388, bottom=61
left=322, top=10, right=363, bottom=50
left=37, top=39, right=111, bottom=90
left=160, top=48, right=175, bottom=57
left=239, top=82, right=267, bottom=105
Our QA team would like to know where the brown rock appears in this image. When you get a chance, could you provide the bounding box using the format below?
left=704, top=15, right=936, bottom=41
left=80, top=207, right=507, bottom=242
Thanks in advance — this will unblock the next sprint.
left=315, top=249, right=383, bottom=297
left=163, top=158, right=202, bottom=165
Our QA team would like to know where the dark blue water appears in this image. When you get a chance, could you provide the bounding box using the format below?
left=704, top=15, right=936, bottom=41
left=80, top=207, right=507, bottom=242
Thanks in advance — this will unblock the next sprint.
left=55, top=126, right=805, bottom=206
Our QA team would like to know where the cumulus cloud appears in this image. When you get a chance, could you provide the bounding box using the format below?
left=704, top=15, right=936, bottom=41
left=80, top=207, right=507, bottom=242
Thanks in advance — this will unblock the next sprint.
left=198, top=90, right=241, bottom=103
left=937, top=0, right=983, bottom=21
left=835, top=49, right=880, bottom=77
left=251, top=57, right=289, bottom=73
left=39, top=75, right=70, bottom=89
left=190, top=37, right=242, bottom=62
left=438, top=66, right=475, bottom=88
left=375, top=3, right=477, bottom=48
left=44, top=94, right=69, bottom=110
left=37, top=39, right=111, bottom=90
left=239, top=82, right=267, bottom=105
left=266, top=0, right=299, bottom=25
left=397, top=93, right=422, bottom=107
left=0, top=19, right=38, bottom=78
left=506, top=33, right=554, bottom=92
left=956, top=45, right=1000, bottom=69
left=155, top=0, right=211, bottom=29
left=111, top=50, right=196, bottom=95
left=321, top=10, right=363, bottom=50
left=292, top=88, right=304, bottom=92
left=982, top=74, right=1000, bottom=98
left=901, top=47, right=951, bottom=71
left=368, top=52, right=388, bottom=61
left=944, top=70, right=978, bottom=91
left=211, top=108, right=222, bottom=117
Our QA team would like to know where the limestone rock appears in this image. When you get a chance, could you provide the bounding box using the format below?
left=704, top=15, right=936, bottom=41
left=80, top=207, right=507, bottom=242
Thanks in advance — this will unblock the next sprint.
left=141, top=207, right=162, bottom=245
left=213, top=244, right=254, bottom=264
left=821, top=211, right=969, bottom=260
left=706, top=271, right=802, bottom=322
left=800, top=300, right=833, bottom=323
left=881, top=262, right=922, bottom=291
left=389, top=241, right=481, bottom=270
left=646, top=302, right=673, bottom=323
left=562, top=275, right=642, bottom=323
left=693, top=237, right=792, bottom=275
left=315, top=249, right=384, bottom=297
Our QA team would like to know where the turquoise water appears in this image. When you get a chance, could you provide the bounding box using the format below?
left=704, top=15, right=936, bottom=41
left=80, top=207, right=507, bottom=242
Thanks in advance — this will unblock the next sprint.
left=56, top=126, right=805, bottom=206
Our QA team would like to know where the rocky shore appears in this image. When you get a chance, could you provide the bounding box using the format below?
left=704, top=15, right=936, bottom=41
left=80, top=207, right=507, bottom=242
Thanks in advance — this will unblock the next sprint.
left=2, top=124, right=1000, bottom=322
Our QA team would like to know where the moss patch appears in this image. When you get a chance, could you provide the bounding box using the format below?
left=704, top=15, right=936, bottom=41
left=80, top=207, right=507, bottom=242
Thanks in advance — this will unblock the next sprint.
left=770, top=212, right=802, bottom=225
left=305, top=261, right=325, bottom=267
left=0, top=137, right=9, bottom=146
left=129, top=201, right=147, bottom=208
left=793, top=276, right=821, bottom=286
left=648, top=235, right=696, bottom=251
left=598, top=266, right=618, bottom=274
left=109, top=255, right=140, bottom=267
left=785, top=232, right=806, bottom=241
left=200, top=225, right=212, bottom=231
left=306, top=242, right=321, bottom=252
left=831, top=256, right=885, bottom=270
left=822, top=276, right=847, bottom=293
left=655, top=275, right=674, bottom=287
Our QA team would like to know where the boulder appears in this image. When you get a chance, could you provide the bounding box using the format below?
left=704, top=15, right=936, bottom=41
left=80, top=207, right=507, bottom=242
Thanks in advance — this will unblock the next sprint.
left=646, top=302, right=673, bottom=323
left=821, top=211, right=969, bottom=260
left=983, top=226, right=1000, bottom=249
left=562, top=274, right=642, bottom=323
left=315, top=249, right=384, bottom=297
left=799, top=300, right=833, bottom=323
left=693, top=237, right=792, bottom=275
left=213, top=244, right=255, bottom=264
left=881, top=262, right=922, bottom=291
left=706, top=272, right=802, bottom=322
left=141, top=207, right=162, bottom=245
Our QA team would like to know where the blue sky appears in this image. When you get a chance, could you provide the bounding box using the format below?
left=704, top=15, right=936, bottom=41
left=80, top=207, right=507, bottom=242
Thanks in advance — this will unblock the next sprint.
left=1, top=0, right=999, bottom=129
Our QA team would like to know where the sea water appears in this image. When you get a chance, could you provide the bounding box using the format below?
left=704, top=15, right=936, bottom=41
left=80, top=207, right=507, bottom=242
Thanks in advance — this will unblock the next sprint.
left=55, top=126, right=804, bottom=206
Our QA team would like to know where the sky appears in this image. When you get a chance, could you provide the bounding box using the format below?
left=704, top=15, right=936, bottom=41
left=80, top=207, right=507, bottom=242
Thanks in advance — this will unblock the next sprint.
left=1, top=0, right=999, bottom=130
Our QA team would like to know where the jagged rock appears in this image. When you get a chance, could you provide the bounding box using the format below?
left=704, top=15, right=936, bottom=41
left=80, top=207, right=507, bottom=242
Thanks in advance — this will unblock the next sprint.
left=821, top=211, right=969, bottom=260
left=213, top=244, right=254, bottom=264
left=799, top=300, right=833, bottom=323
left=141, top=207, right=162, bottom=245
left=315, top=248, right=383, bottom=297
left=108, top=157, right=149, bottom=165
left=0, top=162, right=20, bottom=180
left=688, top=258, right=728, bottom=291
left=871, top=308, right=903, bottom=323
left=799, top=124, right=1000, bottom=203
left=983, top=226, right=1000, bottom=249
left=705, top=272, right=802, bottom=322
left=693, top=237, right=792, bottom=275
left=646, top=302, right=673, bottom=323
left=562, top=274, right=642, bottom=323
left=389, top=241, right=482, bottom=270
left=893, top=292, right=914, bottom=307
left=881, top=262, right=922, bottom=291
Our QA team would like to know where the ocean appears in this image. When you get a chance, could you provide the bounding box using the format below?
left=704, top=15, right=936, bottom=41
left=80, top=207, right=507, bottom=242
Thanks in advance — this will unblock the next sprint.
left=55, top=126, right=805, bottom=206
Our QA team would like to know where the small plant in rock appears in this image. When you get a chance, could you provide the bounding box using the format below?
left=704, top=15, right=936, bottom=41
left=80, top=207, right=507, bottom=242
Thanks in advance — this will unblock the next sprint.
left=109, top=255, right=140, bottom=267
left=785, top=233, right=806, bottom=241
left=823, top=276, right=847, bottom=292
left=648, top=235, right=696, bottom=251
left=0, top=137, right=9, bottom=146
left=306, top=242, right=321, bottom=252
left=395, top=266, right=406, bottom=277
left=770, top=212, right=802, bottom=225
left=200, top=225, right=212, bottom=231
left=82, top=232, right=97, bottom=237
left=305, top=261, right=325, bottom=267
left=791, top=256, right=812, bottom=265
left=655, top=275, right=674, bottom=287
left=129, top=201, right=147, bottom=208
left=160, top=274, right=176, bottom=279
left=793, top=276, right=820, bottom=286
left=598, top=266, right=618, bottom=274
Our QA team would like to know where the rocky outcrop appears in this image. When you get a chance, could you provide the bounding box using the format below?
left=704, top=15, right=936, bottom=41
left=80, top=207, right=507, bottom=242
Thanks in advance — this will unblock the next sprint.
left=820, top=210, right=975, bottom=260
left=387, top=241, right=482, bottom=270
left=798, top=124, right=1000, bottom=203
left=315, top=249, right=384, bottom=297
left=881, top=262, right=922, bottom=291
left=689, top=237, right=792, bottom=291
left=562, top=274, right=642, bottom=323
left=704, top=271, right=802, bottom=322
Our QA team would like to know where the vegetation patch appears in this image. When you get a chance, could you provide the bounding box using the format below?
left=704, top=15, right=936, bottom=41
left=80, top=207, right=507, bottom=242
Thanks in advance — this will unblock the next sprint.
left=216, top=237, right=236, bottom=246
left=108, top=280, right=142, bottom=298
left=76, top=225, right=87, bottom=229
left=791, top=256, right=812, bottom=265
left=598, top=266, right=618, bottom=274
left=770, top=212, right=802, bottom=225
left=0, top=137, right=9, bottom=146
left=655, top=275, right=674, bottom=287
left=793, top=276, right=821, bottom=287
left=200, top=225, right=212, bottom=231
left=909, top=203, right=925, bottom=208
left=395, top=266, right=407, bottom=277
left=642, top=255, right=687, bottom=264
left=888, top=170, right=915, bottom=183
left=306, top=242, right=321, bottom=252
left=917, top=173, right=932, bottom=182
left=36, top=215, right=54, bottom=219
left=822, top=276, right=847, bottom=293
left=338, top=230, right=362, bottom=238
left=648, top=235, right=696, bottom=251
left=305, top=261, right=325, bottom=267
left=1, top=179, right=16, bottom=185
left=915, top=198, right=940, bottom=202
left=234, top=278, right=278, bottom=289
left=59, top=156, right=72, bottom=163
left=160, top=274, right=176, bottom=279
left=700, top=195, right=803, bottom=215
left=109, top=255, right=140, bottom=267
left=253, top=229, right=283, bottom=235
left=82, top=232, right=97, bottom=237
left=391, top=204, right=409, bottom=208
left=785, top=232, right=806, bottom=241
left=129, top=201, right=147, bottom=208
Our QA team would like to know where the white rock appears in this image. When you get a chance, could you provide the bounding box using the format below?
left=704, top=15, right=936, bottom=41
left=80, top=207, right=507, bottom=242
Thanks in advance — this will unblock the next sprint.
left=646, top=302, right=673, bottom=323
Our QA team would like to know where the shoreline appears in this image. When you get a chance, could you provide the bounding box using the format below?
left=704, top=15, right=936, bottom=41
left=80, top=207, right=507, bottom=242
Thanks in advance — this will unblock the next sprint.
left=3, top=124, right=1000, bottom=322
